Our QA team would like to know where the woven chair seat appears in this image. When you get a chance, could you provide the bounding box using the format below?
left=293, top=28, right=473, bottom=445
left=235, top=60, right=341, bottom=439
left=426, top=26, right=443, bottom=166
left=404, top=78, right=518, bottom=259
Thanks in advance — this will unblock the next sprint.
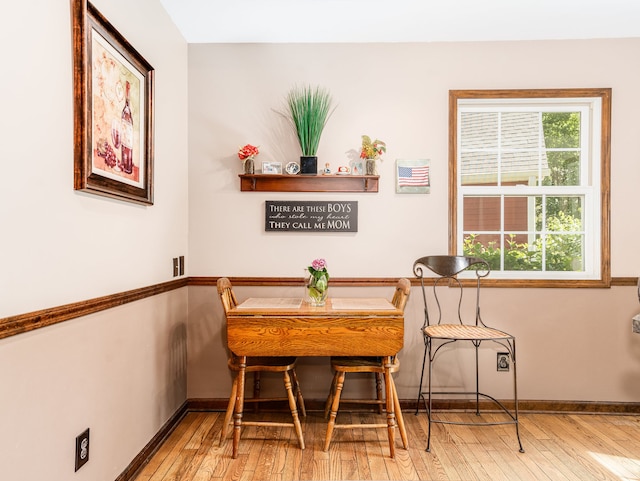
left=228, top=356, right=297, bottom=371
left=424, top=324, right=512, bottom=341
left=330, top=356, right=400, bottom=373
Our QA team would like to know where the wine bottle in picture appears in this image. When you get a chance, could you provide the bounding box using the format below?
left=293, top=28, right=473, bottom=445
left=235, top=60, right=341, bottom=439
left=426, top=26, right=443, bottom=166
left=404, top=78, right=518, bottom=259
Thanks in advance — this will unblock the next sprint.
left=120, top=80, right=134, bottom=174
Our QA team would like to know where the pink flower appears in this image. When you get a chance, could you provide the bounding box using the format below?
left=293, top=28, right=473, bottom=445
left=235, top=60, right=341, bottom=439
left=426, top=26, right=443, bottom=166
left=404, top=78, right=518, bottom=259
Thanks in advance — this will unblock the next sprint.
left=311, top=258, right=326, bottom=271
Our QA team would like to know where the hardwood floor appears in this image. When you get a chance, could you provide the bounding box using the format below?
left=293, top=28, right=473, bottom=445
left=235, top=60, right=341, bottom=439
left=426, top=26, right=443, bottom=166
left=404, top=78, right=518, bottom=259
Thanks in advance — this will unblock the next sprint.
left=132, top=409, right=640, bottom=481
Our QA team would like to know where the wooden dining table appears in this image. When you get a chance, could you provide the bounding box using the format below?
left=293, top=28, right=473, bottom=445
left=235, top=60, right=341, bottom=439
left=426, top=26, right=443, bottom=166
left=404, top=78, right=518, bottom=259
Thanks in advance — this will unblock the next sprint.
left=226, top=296, right=405, bottom=458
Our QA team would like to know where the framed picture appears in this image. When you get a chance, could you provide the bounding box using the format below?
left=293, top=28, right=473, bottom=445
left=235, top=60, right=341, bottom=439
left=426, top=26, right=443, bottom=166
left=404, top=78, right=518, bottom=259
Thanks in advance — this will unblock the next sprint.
left=396, top=159, right=431, bottom=194
left=262, top=161, right=282, bottom=174
left=351, top=160, right=364, bottom=175
left=72, top=0, right=154, bottom=204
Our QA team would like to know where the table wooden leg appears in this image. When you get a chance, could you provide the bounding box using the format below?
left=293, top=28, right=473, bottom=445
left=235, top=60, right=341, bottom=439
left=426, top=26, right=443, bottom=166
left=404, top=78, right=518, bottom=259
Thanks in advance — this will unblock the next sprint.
left=232, top=356, right=247, bottom=459
left=383, top=356, right=396, bottom=458
left=324, top=370, right=346, bottom=451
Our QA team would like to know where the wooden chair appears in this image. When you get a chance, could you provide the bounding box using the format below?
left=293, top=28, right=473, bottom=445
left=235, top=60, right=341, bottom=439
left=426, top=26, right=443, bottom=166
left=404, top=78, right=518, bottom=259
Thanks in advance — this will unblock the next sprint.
left=323, top=278, right=411, bottom=457
left=413, top=256, right=524, bottom=453
left=217, top=278, right=306, bottom=454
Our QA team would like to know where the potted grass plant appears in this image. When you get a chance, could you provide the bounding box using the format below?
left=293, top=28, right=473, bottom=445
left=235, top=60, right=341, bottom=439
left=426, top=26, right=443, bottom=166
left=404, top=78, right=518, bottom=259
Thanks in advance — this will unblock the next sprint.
left=284, top=85, right=336, bottom=174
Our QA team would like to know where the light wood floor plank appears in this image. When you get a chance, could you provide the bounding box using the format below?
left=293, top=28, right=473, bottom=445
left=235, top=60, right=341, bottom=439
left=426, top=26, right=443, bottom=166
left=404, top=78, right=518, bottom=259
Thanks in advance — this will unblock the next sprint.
left=131, top=410, right=640, bottom=481
left=144, top=412, right=209, bottom=481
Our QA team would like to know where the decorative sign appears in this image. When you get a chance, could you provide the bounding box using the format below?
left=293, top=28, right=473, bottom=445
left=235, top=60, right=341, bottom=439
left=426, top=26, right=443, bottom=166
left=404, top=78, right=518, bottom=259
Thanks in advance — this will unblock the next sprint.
left=265, top=201, right=358, bottom=232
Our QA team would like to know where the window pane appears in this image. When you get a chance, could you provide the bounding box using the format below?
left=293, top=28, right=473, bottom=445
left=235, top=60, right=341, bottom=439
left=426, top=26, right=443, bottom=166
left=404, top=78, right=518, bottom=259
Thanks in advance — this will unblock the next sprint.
left=461, top=152, right=499, bottom=186
left=542, top=112, right=580, bottom=149
left=500, top=151, right=543, bottom=185
left=463, top=196, right=500, bottom=231
left=461, top=112, right=498, bottom=149
left=542, top=151, right=580, bottom=186
left=501, top=112, right=540, bottom=149
left=545, top=196, right=583, bottom=231
left=504, top=233, right=542, bottom=271
left=462, top=233, right=501, bottom=271
left=504, top=196, right=534, bottom=231
left=545, top=234, right=584, bottom=271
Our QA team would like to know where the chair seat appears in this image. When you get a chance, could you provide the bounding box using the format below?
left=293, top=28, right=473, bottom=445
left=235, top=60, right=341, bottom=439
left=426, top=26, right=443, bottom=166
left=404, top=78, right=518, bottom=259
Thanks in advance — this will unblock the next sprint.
left=228, top=356, right=297, bottom=372
left=330, top=356, right=400, bottom=373
left=424, top=324, right=513, bottom=341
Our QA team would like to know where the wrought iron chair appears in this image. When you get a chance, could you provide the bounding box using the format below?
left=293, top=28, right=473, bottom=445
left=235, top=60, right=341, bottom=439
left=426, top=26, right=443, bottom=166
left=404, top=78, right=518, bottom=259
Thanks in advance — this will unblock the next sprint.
left=216, top=278, right=306, bottom=453
left=323, top=278, right=411, bottom=457
left=413, top=256, right=524, bottom=453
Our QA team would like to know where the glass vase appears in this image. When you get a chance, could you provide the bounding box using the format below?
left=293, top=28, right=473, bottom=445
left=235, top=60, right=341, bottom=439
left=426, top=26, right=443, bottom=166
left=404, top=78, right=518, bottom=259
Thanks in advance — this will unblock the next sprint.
left=307, top=273, right=328, bottom=306
left=365, top=158, right=377, bottom=175
left=243, top=158, right=255, bottom=174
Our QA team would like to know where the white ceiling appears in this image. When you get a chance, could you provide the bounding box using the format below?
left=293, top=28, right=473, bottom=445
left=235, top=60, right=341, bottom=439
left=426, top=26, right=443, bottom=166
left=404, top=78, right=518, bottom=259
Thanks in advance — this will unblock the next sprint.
left=159, top=0, right=640, bottom=44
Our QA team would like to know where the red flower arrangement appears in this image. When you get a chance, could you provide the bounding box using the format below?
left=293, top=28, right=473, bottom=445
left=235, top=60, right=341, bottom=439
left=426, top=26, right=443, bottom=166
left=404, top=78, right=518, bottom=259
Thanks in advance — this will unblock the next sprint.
left=238, top=144, right=259, bottom=161
left=359, top=135, right=386, bottom=160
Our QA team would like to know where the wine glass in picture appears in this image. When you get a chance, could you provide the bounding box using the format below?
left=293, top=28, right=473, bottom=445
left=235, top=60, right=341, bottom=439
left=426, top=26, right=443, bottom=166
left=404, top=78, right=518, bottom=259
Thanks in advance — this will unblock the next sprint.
left=111, top=118, right=122, bottom=170
left=111, top=118, right=121, bottom=149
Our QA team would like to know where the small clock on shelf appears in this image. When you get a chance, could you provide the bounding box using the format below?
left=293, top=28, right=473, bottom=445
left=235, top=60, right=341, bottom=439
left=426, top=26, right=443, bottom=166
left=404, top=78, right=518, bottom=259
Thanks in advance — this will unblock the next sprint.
left=285, top=162, right=300, bottom=175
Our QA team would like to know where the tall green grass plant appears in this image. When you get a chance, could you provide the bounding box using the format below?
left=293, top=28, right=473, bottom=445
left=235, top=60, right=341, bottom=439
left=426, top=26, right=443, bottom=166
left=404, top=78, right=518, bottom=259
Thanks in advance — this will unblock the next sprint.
left=285, top=85, right=335, bottom=156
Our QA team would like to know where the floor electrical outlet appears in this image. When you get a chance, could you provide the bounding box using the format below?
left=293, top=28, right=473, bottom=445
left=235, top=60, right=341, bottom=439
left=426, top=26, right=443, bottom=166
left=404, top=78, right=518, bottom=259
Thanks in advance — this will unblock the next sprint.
left=75, top=428, right=90, bottom=471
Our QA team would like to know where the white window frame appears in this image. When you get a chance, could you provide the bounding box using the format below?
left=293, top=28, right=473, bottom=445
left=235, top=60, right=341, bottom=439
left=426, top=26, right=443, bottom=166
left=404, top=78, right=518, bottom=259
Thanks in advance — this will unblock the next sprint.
left=449, top=89, right=611, bottom=287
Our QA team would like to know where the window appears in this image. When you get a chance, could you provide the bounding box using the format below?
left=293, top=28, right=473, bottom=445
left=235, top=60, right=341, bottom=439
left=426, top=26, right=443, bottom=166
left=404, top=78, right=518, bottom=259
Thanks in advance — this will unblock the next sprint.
left=450, top=89, right=611, bottom=286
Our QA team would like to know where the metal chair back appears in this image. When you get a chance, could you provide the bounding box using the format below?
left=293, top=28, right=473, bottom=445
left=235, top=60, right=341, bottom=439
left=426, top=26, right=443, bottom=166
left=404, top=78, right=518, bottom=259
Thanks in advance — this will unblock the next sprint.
left=413, top=255, right=490, bottom=330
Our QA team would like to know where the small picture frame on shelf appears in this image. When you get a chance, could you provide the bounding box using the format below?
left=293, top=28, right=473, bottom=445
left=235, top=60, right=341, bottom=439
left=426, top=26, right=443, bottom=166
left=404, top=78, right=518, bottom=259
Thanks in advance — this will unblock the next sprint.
left=262, top=161, right=282, bottom=174
left=351, top=160, right=364, bottom=175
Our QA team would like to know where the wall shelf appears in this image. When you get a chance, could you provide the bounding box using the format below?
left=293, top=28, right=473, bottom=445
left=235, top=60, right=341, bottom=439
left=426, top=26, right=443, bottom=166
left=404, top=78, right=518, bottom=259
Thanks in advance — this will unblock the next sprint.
left=239, top=174, right=379, bottom=193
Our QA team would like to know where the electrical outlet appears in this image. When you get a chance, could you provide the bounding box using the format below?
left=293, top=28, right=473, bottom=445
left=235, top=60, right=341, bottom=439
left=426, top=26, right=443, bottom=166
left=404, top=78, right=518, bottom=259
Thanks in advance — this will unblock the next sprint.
left=179, top=256, right=185, bottom=276
left=497, top=352, right=510, bottom=372
left=172, top=258, right=179, bottom=277
left=75, top=428, right=90, bottom=471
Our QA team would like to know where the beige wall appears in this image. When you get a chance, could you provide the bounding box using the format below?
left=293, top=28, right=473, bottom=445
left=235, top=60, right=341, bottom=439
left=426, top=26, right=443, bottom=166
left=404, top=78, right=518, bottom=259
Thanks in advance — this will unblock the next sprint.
left=0, top=291, right=188, bottom=480
left=187, top=40, right=640, bottom=278
left=186, top=40, right=640, bottom=403
left=1, top=0, right=189, bottom=318
left=0, top=0, right=189, bottom=480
